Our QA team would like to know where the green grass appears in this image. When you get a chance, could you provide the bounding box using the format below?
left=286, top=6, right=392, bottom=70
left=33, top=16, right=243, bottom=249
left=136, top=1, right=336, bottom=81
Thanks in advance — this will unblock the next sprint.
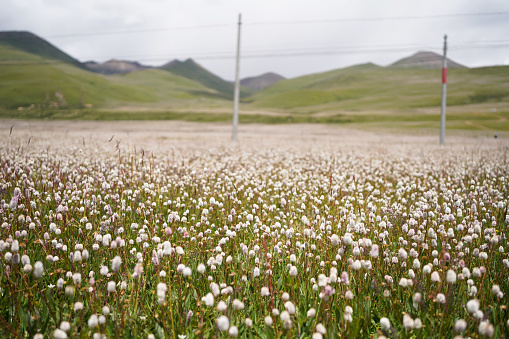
left=249, top=65, right=509, bottom=113
left=1, top=38, right=509, bottom=134
left=0, top=31, right=84, bottom=68
left=1, top=137, right=508, bottom=338
left=0, top=45, right=231, bottom=111
left=160, top=59, right=252, bottom=99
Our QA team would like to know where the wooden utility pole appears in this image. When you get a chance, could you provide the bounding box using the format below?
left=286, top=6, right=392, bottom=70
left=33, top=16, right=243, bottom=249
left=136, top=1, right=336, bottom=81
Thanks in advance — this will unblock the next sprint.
left=440, top=34, right=447, bottom=145
left=232, top=14, right=241, bottom=142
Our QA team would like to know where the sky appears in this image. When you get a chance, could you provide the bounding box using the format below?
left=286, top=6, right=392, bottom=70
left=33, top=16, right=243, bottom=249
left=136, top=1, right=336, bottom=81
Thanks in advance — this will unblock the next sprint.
left=1, top=0, right=509, bottom=81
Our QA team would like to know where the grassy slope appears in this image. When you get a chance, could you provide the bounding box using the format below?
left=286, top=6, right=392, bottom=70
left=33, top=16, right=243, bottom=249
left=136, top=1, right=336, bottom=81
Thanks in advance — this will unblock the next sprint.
left=0, top=31, right=84, bottom=68
left=249, top=63, right=509, bottom=112
left=241, top=63, right=509, bottom=132
left=159, top=59, right=252, bottom=99
left=1, top=38, right=508, bottom=133
left=0, top=44, right=229, bottom=112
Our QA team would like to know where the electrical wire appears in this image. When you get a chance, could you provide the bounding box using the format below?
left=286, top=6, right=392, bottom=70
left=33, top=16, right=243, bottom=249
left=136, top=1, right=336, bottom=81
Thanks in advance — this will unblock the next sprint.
left=35, top=11, right=509, bottom=39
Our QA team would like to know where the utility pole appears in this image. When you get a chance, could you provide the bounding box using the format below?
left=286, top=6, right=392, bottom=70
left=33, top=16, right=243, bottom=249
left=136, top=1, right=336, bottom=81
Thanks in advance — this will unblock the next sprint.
left=232, top=13, right=241, bottom=143
left=440, top=34, right=447, bottom=145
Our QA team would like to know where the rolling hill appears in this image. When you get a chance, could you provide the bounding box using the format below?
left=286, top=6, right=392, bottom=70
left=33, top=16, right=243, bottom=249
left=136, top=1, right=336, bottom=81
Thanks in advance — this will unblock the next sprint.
left=249, top=61, right=509, bottom=111
left=0, top=29, right=508, bottom=133
left=159, top=59, right=252, bottom=99
left=85, top=59, right=151, bottom=74
left=0, top=43, right=229, bottom=112
left=240, top=72, right=285, bottom=91
left=390, top=51, right=466, bottom=69
left=0, top=31, right=85, bottom=69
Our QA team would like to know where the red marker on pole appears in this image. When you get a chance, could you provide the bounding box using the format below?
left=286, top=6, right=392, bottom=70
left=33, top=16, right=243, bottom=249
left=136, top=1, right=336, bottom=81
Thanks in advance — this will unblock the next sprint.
left=440, top=35, right=447, bottom=145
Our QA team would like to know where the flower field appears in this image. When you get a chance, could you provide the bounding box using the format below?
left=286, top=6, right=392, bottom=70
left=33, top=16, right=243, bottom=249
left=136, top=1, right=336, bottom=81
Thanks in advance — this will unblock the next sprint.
left=0, top=122, right=508, bottom=338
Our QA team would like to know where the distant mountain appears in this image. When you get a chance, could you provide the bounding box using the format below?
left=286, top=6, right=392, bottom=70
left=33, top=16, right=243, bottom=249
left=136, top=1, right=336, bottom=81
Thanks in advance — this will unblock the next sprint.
left=85, top=59, right=151, bottom=74
left=159, top=58, right=249, bottom=98
left=0, top=31, right=85, bottom=69
left=390, top=51, right=466, bottom=69
left=240, top=72, right=285, bottom=91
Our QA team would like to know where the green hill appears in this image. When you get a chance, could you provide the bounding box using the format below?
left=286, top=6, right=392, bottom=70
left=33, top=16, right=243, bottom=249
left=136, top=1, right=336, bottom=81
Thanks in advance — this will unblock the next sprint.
left=249, top=63, right=509, bottom=112
left=159, top=59, right=251, bottom=99
left=0, top=31, right=85, bottom=69
left=0, top=44, right=228, bottom=113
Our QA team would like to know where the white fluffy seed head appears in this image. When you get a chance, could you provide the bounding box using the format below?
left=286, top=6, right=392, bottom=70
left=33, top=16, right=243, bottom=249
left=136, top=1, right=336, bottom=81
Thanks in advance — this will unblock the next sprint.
left=217, top=315, right=229, bottom=331
left=380, top=317, right=390, bottom=331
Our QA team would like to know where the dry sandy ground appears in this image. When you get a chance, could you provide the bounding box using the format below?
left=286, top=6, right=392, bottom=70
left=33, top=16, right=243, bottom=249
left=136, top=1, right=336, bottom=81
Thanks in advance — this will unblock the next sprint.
left=0, top=120, right=507, bottom=153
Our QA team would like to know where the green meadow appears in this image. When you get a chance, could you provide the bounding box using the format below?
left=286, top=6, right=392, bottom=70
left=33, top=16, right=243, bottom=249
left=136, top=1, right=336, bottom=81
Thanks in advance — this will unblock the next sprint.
left=1, top=40, right=509, bottom=134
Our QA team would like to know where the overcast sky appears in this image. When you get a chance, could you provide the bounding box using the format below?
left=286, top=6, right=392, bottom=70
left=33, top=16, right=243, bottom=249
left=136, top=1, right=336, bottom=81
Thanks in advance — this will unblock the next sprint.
left=2, top=0, right=509, bottom=80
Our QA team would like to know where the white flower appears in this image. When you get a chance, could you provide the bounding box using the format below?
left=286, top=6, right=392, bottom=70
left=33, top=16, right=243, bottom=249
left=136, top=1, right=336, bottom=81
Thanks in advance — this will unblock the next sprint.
left=380, top=317, right=390, bottom=331
left=318, top=274, right=328, bottom=287
left=479, top=321, right=494, bottom=337
left=229, top=326, right=238, bottom=337
left=217, top=301, right=227, bottom=312
left=413, top=293, right=422, bottom=304
left=431, top=271, right=440, bottom=282
left=331, top=234, right=340, bottom=246
left=217, top=315, right=229, bottom=331
left=183, top=267, right=192, bottom=277
left=210, top=282, right=220, bottom=296
left=284, top=301, right=296, bottom=314
left=197, top=263, right=206, bottom=274
left=34, top=261, right=44, bottom=278
left=102, top=306, right=110, bottom=315
left=446, top=269, right=456, bottom=284
left=111, top=256, right=121, bottom=273
left=316, top=323, right=326, bottom=335
left=264, top=316, right=273, bottom=326
left=100, top=266, right=109, bottom=276
left=280, top=310, right=290, bottom=322
left=455, top=319, right=467, bottom=332
left=403, top=314, right=414, bottom=330
left=261, top=287, right=270, bottom=296
left=436, top=293, right=446, bottom=304
left=466, top=299, right=480, bottom=313
left=74, top=302, right=84, bottom=311
left=307, top=308, right=316, bottom=318
left=55, top=278, right=64, bottom=289
left=53, top=328, right=68, bottom=339
left=289, top=266, right=298, bottom=276
left=398, top=248, right=408, bottom=260
left=88, top=314, right=98, bottom=328
left=60, top=321, right=71, bottom=332
left=201, top=293, right=214, bottom=307
left=232, top=299, right=244, bottom=310
left=107, top=281, right=116, bottom=293
left=73, top=251, right=82, bottom=262
left=73, top=273, right=82, bottom=285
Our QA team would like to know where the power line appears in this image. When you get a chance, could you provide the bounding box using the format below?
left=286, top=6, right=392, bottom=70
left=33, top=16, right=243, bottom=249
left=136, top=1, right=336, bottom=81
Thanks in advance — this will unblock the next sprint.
left=41, top=11, right=509, bottom=39
left=2, top=42, right=508, bottom=65
left=246, top=11, right=509, bottom=26
left=45, top=23, right=234, bottom=38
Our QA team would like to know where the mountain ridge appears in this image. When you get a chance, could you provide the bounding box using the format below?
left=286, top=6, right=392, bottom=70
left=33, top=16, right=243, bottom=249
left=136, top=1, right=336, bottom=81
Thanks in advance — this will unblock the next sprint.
left=390, top=51, right=466, bottom=69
